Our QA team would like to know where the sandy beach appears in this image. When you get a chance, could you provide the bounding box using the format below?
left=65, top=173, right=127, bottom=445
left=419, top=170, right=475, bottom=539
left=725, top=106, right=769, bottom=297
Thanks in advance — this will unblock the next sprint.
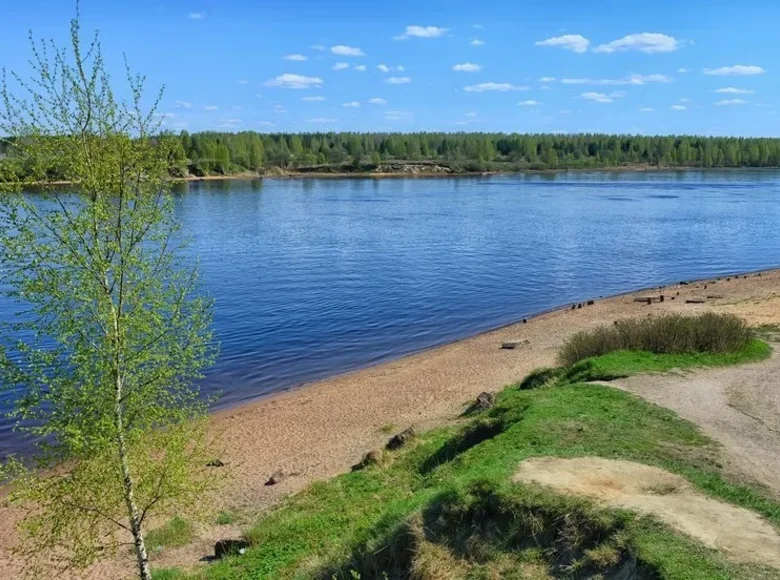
left=1, top=268, right=779, bottom=578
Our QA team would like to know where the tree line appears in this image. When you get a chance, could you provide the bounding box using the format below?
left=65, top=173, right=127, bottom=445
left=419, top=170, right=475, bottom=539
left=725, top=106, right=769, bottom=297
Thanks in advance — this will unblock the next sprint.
left=3, top=131, right=780, bottom=179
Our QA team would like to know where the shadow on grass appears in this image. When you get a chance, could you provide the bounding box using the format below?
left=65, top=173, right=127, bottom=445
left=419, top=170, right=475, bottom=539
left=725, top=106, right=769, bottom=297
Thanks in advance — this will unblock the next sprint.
left=316, top=481, right=662, bottom=580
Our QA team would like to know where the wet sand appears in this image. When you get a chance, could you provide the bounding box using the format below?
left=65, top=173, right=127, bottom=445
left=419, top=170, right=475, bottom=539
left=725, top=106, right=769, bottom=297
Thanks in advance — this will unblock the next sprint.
left=1, top=268, right=779, bottom=578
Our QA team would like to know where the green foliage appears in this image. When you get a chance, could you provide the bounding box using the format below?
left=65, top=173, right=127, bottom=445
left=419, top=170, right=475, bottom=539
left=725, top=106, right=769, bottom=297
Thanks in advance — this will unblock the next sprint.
left=0, top=14, right=218, bottom=580
left=178, top=351, right=780, bottom=579
left=6, top=130, right=780, bottom=179
left=559, top=313, right=754, bottom=366
left=145, top=517, right=194, bottom=550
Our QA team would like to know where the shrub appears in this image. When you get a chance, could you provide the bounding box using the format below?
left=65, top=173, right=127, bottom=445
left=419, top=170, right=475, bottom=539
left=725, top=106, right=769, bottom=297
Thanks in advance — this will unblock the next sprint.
left=558, top=313, right=751, bottom=366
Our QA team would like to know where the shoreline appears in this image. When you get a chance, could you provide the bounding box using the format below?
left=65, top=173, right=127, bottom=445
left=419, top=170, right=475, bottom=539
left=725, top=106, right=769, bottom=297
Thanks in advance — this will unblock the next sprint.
left=15, top=165, right=778, bottom=187
left=1, top=267, right=779, bottom=578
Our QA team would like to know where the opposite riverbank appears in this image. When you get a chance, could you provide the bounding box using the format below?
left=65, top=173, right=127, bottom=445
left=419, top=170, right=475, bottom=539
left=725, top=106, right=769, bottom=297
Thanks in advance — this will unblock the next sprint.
left=1, top=268, right=779, bottom=578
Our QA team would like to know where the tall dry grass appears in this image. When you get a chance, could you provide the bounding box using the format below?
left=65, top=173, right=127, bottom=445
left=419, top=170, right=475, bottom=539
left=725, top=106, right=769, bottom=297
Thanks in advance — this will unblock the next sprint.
left=558, top=313, right=752, bottom=366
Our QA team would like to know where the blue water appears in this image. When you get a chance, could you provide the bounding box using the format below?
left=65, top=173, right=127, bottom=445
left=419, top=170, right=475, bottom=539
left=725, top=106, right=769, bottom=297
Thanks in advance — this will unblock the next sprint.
left=2, top=170, right=780, bottom=456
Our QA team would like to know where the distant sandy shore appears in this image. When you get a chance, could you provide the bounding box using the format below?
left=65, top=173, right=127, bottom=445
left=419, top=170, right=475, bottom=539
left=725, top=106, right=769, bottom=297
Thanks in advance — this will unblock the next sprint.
left=1, top=267, right=779, bottom=578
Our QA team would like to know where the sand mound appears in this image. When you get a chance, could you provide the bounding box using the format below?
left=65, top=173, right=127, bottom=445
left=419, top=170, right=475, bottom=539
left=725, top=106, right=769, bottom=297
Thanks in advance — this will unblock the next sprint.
left=514, top=457, right=780, bottom=568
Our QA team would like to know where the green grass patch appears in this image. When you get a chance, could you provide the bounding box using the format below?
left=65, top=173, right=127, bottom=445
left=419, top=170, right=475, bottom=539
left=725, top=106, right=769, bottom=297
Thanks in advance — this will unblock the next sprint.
left=559, top=338, right=771, bottom=383
left=179, top=338, right=778, bottom=579
left=215, top=510, right=237, bottom=526
left=152, top=568, right=186, bottom=580
left=145, top=516, right=193, bottom=550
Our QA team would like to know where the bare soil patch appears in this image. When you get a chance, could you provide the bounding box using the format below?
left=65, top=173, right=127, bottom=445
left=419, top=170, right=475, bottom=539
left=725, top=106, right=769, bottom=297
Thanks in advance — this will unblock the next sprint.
left=514, top=456, right=780, bottom=568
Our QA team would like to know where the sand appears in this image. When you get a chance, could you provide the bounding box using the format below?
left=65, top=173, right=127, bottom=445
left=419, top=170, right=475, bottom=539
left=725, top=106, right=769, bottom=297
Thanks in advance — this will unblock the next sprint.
left=1, top=269, right=779, bottom=578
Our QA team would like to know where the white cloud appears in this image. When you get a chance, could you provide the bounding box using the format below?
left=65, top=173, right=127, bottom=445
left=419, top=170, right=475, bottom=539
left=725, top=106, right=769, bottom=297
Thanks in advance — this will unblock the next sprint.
left=265, top=73, right=323, bottom=89
left=385, top=76, right=412, bottom=84
left=704, top=65, right=764, bottom=76
left=539, top=76, right=556, bottom=82
left=453, top=63, right=482, bottom=72
left=638, top=107, right=655, bottom=112
left=237, top=80, right=249, bottom=85
left=518, top=100, right=540, bottom=106
left=232, top=105, right=243, bottom=111
left=330, top=45, right=365, bottom=57
left=470, top=38, right=486, bottom=46
left=307, top=117, right=337, bottom=123
left=332, top=62, right=350, bottom=71
left=535, top=34, right=590, bottom=54
left=677, top=68, right=690, bottom=73
left=594, top=33, right=679, bottom=54
left=174, top=101, right=192, bottom=109
left=715, top=87, right=754, bottom=94
left=559, top=109, right=573, bottom=114
left=580, top=91, right=626, bottom=103
left=562, top=74, right=670, bottom=86
left=272, top=104, right=287, bottom=113
left=367, top=98, right=387, bottom=105
left=714, top=98, right=747, bottom=106
left=302, top=96, right=326, bottom=102
left=188, top=12, right=204, bottom=19
left=539, top=85, right=552, bottom=90
left=629, top=73, right=672, bottom=84
left=385, top=110, right=412, bottom=121
left=283, top=54, right=308, bottom=61
left=218, top=118, right=242, bottom=128
left=310, top=45, right=325, bottom=51
left=465, top=112, right=478, bottom=117
left=395, top=25, right=448, bottom=40
left=464, top=82, right=527, bottom=92
left=257, top=121, right=274, bottom=126
left=354, top=64, right=367, bottom=72
left=671, top=104, right=687, bottom=111
left=678, top=98, right=690, bottom=103
left=342, top=101, right=361, bottom=108
left=377, top=64, right=405, bottom=73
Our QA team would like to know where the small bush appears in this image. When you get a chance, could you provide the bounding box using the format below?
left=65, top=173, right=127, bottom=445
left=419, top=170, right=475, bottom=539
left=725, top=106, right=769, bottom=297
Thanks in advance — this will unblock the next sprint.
left=145, top=516, right=193, bottom=550
left=559, top=313, right=751, bottom=366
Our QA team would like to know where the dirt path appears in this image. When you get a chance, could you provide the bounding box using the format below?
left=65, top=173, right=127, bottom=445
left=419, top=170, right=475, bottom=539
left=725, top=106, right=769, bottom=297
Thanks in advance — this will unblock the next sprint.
left=608, top=346, right=780, bottom=496
left=514, top=457, right=780, bottom=569
left=1, top=270, right=779, bottom=579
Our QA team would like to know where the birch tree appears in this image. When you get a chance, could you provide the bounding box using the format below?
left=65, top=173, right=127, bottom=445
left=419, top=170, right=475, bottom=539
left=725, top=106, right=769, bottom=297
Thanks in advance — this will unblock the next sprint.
left=0, top=13, right=218, bottom=580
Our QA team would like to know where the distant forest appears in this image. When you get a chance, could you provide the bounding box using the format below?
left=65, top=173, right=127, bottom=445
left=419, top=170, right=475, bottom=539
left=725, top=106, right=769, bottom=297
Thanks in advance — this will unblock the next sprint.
left=3, top=132, right=780, bottom=179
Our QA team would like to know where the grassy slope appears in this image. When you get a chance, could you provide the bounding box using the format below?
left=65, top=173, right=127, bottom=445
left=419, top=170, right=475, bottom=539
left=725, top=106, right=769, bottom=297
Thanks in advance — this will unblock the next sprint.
left=155, top=340, right=776, bottom=580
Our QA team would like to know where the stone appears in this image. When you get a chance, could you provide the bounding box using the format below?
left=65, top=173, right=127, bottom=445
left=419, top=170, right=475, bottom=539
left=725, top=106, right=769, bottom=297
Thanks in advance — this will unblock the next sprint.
left=686, top=298, right=706, bottom=304
left=680, top=281, right=689, bottom=286
left=471, top=391, right=496, bottom=411
left=206, top=459, right=225, bottom=468
left=265, top=470, right=287, bottom=486
left=352, top=450, right=382, bottom=471
left=386, top=427, right=416, bottom=450
left=586, top=300, right=595, bottom=306
left=214, top=539, right=249, bottom=559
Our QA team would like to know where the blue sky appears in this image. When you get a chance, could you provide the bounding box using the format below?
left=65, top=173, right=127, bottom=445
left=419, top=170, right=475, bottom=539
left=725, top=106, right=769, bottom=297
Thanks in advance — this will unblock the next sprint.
left=2, top=0, right=779, bottom=136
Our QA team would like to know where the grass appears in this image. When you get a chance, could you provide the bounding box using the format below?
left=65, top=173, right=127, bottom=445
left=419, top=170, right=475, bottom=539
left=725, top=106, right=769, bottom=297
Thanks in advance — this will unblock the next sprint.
left=158, top=337, right=779, bottom=580
left=378, top=423, right=397, bottom=435
left=216, top=510, right=237, bottom=526
left=559, top=313, right=754, bottom=366
left=145, top=516, right=193, bottom=551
